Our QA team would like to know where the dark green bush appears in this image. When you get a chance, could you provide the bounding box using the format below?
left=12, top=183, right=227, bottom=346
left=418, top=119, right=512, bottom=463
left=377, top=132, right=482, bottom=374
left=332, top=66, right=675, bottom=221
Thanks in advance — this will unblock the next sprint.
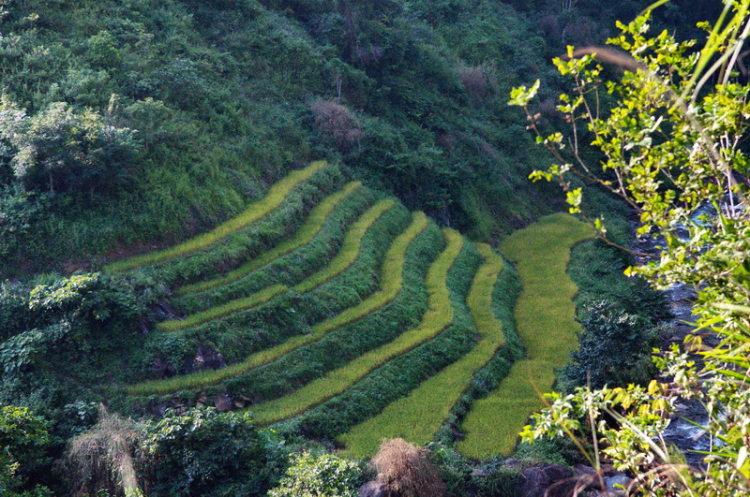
left=140, top=407, right=287, bottom=497
left=560, top=300, right=659, bottom=390
left=0, top=405, right=53, bottom=496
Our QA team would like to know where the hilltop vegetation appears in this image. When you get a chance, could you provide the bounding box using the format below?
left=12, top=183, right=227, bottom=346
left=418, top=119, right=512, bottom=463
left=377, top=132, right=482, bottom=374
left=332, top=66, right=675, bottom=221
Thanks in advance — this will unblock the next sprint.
left=0, top=0, right=568, bottom=276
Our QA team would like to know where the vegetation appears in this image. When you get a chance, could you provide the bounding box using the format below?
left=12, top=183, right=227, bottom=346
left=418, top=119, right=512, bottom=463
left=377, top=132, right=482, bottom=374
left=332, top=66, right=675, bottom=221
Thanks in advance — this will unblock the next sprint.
left=177, top=181, right=363, bottom=295
left=105, top=161, right=328, bottom=273
left=371, top=438, right=446, bottom=497
left=268, top=451, right=365, bottom=497
left=248, top=228, right=464, bottom=424
left=339, top=244, right=511, bottom=458
left=0, top=406, right=52, bottom=496
left=140, top=407, right=286, bottom=497
left=173, top=185, right=385, bottom=316
left=2, top=0, right=735, bottom=494
left=125, top=212, right=428, bottom=396
left=292, top=198, right=396, bottom=293
left=512, top=3, right=750, bottom=494
left=457, top=213, right=592, bottom=459
left=156, top=284, right=287, bottom=333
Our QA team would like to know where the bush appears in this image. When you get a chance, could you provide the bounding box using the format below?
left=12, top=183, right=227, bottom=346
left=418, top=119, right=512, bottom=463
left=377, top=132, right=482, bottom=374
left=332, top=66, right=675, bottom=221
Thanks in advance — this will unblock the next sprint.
left=65, top=409, right=145, bottom=497
left=311, top=100, right=362, bottom=151
left=0, top=406, right=52, bottom=496
left=140, top=407, right=286, bottom=497
left=371, top=438, right=446, bottom=497
left=268, top=451, right=365, bottom=497
left=559, top=300, right=659, bottom=390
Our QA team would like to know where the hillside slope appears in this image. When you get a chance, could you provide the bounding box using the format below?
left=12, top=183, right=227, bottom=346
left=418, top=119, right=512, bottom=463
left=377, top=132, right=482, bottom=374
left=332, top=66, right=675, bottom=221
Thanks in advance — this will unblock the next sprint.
left=0, top=0, right=568, bottom=276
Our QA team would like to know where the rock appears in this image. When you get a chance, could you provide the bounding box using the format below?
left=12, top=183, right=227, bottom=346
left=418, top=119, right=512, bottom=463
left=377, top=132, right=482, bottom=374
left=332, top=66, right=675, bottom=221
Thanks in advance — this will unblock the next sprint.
left=605, top=474, right=633, bottom=495
left=358, top=480, right=386, bottom=497
left=193, top=344, right=226, bottom=370
left=514, top=463, right=576, bottom=497
left=214, top=392, right=233, bottom=412
left=574, top=464, right=597, bottom=476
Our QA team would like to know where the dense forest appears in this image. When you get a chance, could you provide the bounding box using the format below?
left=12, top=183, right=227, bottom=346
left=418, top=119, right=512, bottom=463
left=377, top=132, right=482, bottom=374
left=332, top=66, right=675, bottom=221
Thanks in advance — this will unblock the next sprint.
left=1, top=0, right=745, bottom=495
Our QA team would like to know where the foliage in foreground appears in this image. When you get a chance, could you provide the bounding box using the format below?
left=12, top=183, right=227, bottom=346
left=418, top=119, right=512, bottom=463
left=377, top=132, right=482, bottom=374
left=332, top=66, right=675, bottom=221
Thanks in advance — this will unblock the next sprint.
left=268, top=451, right=365, bottom=497
left=140, top=407, right=287, bottom=497
left=511, top=2, right=750, bottom=494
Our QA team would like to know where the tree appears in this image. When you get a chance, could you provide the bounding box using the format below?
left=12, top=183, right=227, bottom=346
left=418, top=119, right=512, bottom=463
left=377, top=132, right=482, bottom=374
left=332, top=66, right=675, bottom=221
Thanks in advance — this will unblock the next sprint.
left=509, top=1, right=750, bottom=494
left=0, top=97, right=138, bottom=199
left=561, top=300, right=658, bottom=390
left=140, top=407, right=287, bottom=497
left=0, top=406, right=52, bottom=496
left=268, top=451, right=365, bottom=497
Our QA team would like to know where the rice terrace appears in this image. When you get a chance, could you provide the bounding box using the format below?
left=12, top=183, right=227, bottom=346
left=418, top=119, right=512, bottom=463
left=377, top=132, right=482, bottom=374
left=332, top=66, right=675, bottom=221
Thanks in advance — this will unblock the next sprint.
left=110, top=161, right=592, bottom=458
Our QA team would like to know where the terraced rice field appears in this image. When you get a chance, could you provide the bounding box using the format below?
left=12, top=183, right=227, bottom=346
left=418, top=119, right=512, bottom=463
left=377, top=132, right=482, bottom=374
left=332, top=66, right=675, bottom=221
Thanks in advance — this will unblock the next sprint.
left=112, top=163, right=592, bottom=461
left=457, top=213, right=592, bottom=459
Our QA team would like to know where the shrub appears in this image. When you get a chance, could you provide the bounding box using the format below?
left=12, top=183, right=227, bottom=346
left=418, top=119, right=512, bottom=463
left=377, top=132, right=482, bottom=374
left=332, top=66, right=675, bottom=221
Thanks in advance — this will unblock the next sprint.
left=0, top=406, right=52, bottom=496
left=559, top=300, right=659, bottom=390
left=65, top=409, right=145, bottom=497
left=0, top=98, right=137, bottom=199
left=311, top=99, right=362, bottom=150
left=139, top=407, right=286, bottom=497
left=371, top=438, right=446, bottom=497
left=268, top=451, right=365, bottom=497
left=458, top=64, right=499, bottom=104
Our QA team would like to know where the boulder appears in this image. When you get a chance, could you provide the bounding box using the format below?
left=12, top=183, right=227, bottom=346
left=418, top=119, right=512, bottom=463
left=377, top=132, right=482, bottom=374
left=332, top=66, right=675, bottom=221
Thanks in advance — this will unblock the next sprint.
left=359, top=480, right=386, bottom=497
left=514, top=464, right=576, bottom=497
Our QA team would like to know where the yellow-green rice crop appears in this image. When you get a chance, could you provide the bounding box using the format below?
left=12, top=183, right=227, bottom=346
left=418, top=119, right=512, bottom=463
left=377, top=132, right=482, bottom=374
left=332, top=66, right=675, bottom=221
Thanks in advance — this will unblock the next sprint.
left=124, top=212, right=429, bottom=396
left=105, top=161, right=328, bottom=273
left=338, top=243, right=506, bottom=458
left=293, top=199, right=395, bottom=293
left=177, top=181, right=363, bottom=295
left=457, top=213, right=592, bottom=459
left=247, top=228, right=463, bottom=425
left=155, top=284, right=288, bottom=332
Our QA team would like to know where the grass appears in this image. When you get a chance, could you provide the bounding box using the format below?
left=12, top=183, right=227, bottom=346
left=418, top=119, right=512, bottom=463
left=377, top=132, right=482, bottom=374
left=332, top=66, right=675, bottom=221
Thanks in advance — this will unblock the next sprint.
left=155, top=285, right=288, bottom=332
left=274, top=242, right=481, bottom=441
left=154, top=195, right=391, bottom=333
left=337, top=243, right=507, bottom=458
left=456, top=213, right=592, bottom=459
left=247, top=228, right=464, bottom=425
left=293, top=199, right=395, bottom=293
left=173, top=186, right=381, bottom=315
left=176, top=181, right=363, bottom=295
left=124, top=212, right=429, bottom=396
left=104, top=161, right=328, bottom=273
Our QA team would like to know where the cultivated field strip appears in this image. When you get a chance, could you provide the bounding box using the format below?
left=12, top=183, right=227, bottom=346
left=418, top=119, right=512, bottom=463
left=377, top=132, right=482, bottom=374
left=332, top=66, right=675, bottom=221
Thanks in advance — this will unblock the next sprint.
left=174, top=189, right=392, bottom=317
left=156, top=285, right=288, bottom=333
left=293, top=199, right=396, bottom=293
left=154, top=199, right=395, bottom=333
left=247, top=228, right=464, bottom=425
left=275, top=240, right=481, bottom=441
left=177, top=181, right=364, bottom=296
left=223, top=220, right=444, bottom=404
left=457, top=213, right=592, bottom=459
left=105, top=161, right=329, bottom=273
left=338, top=243, right=508, bottom=457
left=125, top=212, right=429, bottom=396
left=130, top=203, right=411, bottom=398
